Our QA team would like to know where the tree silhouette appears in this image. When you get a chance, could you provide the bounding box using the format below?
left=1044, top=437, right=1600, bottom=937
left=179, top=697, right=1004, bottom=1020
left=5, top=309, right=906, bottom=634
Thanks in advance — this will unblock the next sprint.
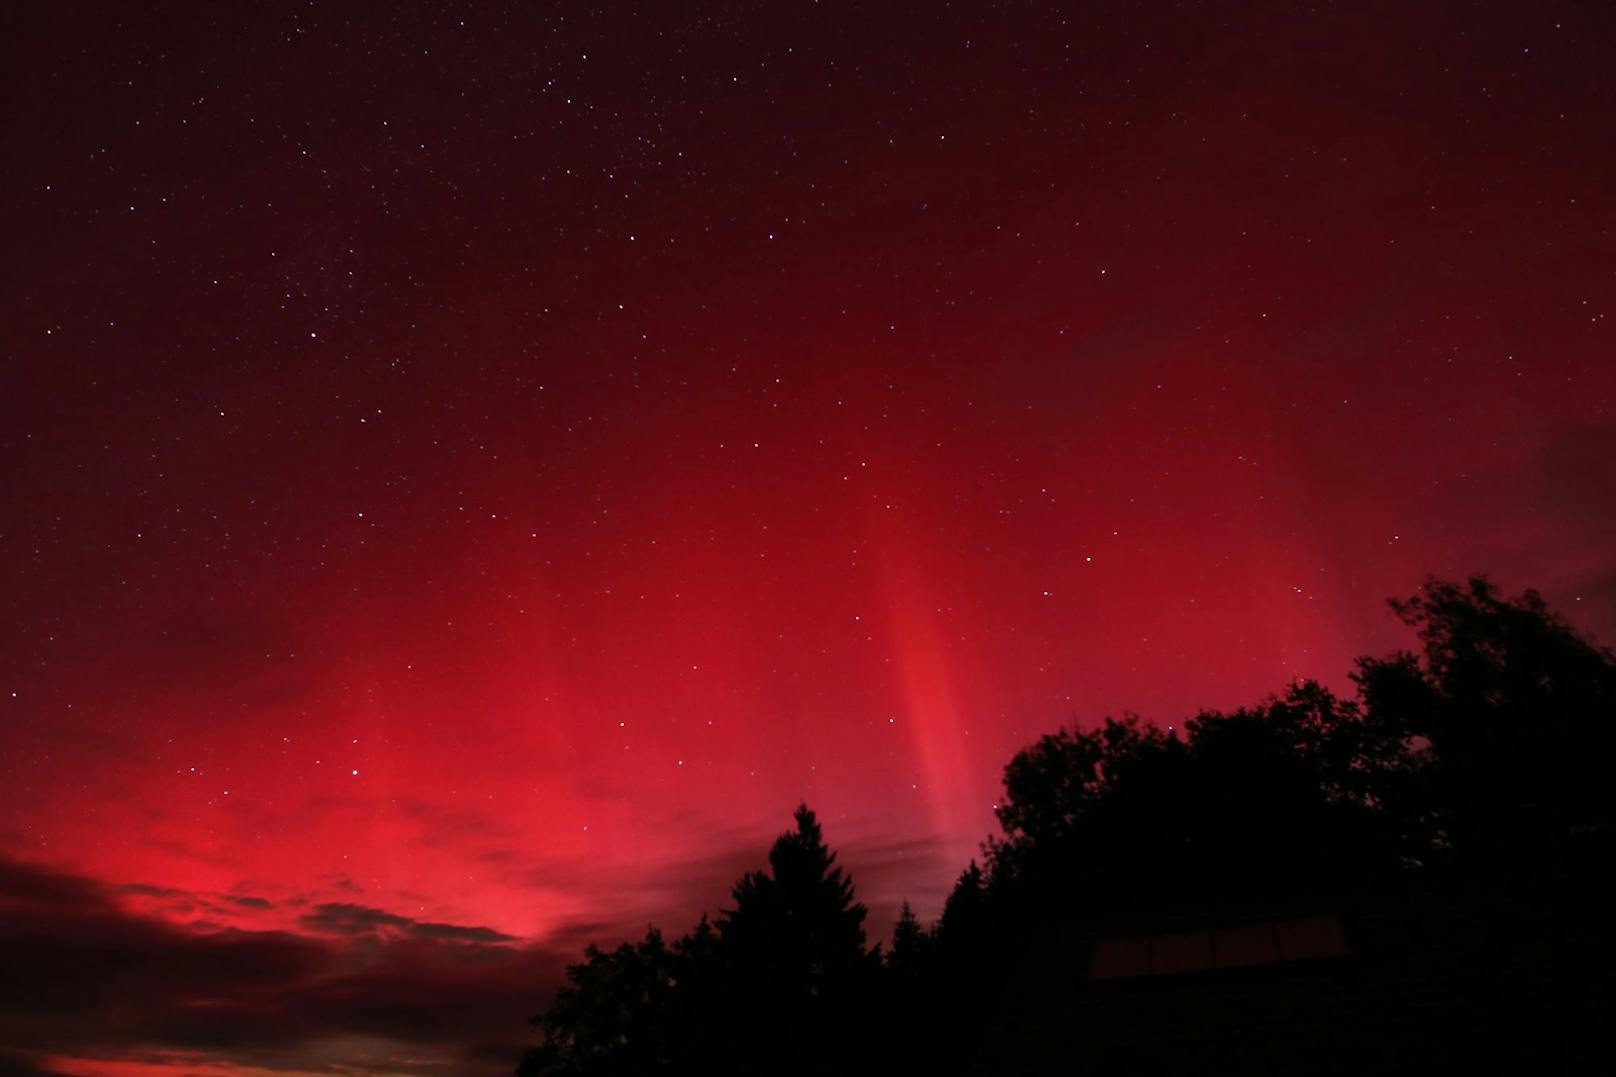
left=517, top=927, right=680, bottom=1076
left=935, top=859, right=988, bottom=943
left=719, top=804, right=872, bottom=991
left=1354, top=575, right=1616, bottom=856
left=978, top=690, right=1404, bottom=916
left=886, top=900, right=931, bottom=978
left=519, top=805, right=878, bottom=1076
left=717, top=804, right=879, bottom=1073
left=520, top=576, right=1614, bottom=1076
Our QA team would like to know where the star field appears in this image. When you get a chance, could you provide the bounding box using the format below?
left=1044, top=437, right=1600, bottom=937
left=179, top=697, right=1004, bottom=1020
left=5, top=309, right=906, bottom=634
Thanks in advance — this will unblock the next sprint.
left=2, top=2, right=1615, bottom=1073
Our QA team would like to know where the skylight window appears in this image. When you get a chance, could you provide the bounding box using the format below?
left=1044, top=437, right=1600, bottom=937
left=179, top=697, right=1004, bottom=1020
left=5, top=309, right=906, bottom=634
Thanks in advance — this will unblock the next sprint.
left=1087, top=914, right=1349, bottom=979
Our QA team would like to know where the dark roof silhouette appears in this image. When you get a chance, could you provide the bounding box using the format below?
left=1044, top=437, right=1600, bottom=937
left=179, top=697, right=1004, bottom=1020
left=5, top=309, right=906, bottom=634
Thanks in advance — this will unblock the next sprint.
left=977, top=837, right=1615, bottom=1075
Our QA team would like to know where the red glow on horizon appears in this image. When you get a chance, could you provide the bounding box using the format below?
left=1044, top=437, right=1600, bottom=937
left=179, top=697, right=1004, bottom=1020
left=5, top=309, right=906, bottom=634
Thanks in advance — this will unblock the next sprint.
left=3, top=3, right=1615, bottom=1072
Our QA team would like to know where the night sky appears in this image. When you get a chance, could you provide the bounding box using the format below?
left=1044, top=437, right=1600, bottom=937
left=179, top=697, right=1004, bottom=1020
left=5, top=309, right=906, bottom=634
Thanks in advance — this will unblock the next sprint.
left=4, top=2, right=1615, bottom=1073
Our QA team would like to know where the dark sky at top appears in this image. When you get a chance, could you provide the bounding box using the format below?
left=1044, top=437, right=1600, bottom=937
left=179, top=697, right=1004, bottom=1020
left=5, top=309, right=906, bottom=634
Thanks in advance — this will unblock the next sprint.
left=3, top=2, right=1614, bottom=1073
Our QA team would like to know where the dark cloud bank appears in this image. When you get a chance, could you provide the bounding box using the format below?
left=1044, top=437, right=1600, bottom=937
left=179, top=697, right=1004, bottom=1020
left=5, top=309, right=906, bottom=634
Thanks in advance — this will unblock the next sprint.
left=0, top=828, right=948, bottom=1073
left=0, top=854, right=566, bottom=1074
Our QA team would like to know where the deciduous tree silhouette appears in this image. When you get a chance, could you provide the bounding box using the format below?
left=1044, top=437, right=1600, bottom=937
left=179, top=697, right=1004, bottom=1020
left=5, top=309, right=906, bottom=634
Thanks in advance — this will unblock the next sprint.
left=1354, top=575, right=1616, bottom=855
left=517, top=927, right=680, bottom=1076
left=981, top=690, right=1403, bottom=914
left=520, top=575, right=1614, bottom=1076
left=912, top=575, right=1613, bottom=1067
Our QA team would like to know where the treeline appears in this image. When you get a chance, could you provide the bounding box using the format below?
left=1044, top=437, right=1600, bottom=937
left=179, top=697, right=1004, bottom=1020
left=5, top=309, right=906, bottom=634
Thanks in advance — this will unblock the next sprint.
left=516, top=577, right=1616, bottom=1075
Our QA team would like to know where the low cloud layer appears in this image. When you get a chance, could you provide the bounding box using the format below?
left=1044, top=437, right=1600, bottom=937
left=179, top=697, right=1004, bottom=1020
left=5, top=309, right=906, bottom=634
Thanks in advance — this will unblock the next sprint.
left=0, top=854, right=565, bottom=1074
left=0, top=818, right=952, bottom=1075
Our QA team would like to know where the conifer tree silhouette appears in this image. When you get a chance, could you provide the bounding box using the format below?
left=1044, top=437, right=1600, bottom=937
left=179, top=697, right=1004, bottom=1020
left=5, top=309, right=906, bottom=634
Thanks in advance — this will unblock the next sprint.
left=520, top=577, right=1616, bottom=1077
left=717, top=804, right=877, bottom=1073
